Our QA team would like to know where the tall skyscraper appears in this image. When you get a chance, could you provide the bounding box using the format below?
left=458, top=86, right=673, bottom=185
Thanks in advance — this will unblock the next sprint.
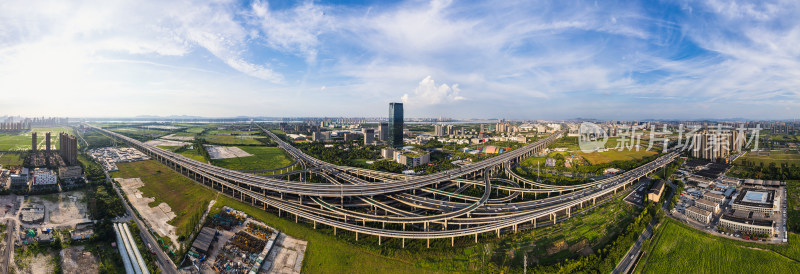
left=32, top=132, right=37, bottom=152
left=45, top=132, right=51, bottom=153
left=388, top=102, right=404, bottom=148
left=379, top=122, right=388, bottom=141
left=59, top=132, right=78, bottom=165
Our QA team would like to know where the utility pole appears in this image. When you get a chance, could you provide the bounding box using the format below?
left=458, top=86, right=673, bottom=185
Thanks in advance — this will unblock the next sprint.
left=524, top=253, right=527, bottom=274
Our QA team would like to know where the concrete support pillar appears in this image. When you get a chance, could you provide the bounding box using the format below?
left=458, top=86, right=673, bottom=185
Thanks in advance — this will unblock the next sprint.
left=427, top=238, right=430, bottom=248
left=379, top=236, right=381, bottom=246
left=475, top=233, right=478, bottom=243
left=356, top=232, right=358, bottom=241
left=451, top=237, right=454, bottom=247
left=402, top=238, right=405, bottom=248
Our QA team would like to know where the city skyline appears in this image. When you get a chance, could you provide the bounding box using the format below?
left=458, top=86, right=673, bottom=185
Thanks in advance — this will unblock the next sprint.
left=1, top=0, right=799, bottom=120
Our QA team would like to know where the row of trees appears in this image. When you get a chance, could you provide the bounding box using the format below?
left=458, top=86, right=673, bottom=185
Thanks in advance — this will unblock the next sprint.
left=295, top=142, right=380, bottom=166
left=734, top=161, right=800, bottom=180
left=528, top=204, right=658, bottom=273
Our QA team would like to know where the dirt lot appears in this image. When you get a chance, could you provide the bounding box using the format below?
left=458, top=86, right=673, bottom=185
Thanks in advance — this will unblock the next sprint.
left=12, top=251, right=57, bottom=274
left=264, top=233, right=307, bottom=274
left=161, top=134, right=195, bottom=141
left=61, top=246, right=99, bottom=274
left=116, top=177, right=179, bottom=249
left=205, top=145, right=253, bottom=159
left=25, top=190, right=90, bottom=228
left=144, top=139, right=190, bottom=147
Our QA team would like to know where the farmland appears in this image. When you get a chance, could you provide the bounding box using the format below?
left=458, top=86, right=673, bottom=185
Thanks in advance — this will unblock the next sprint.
left=210, top=146, right=292, bottom=170
left=637, top=219, right=800, bottom=273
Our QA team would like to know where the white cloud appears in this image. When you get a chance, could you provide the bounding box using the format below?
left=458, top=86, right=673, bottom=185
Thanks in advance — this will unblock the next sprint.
left=401, top=76, right=465, bottom=106
left=249, top=0, right=331, bottom=63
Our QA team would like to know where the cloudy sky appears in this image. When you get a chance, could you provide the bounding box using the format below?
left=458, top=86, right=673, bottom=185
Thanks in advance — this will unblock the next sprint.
left=1, top=0, right=798, bottom=120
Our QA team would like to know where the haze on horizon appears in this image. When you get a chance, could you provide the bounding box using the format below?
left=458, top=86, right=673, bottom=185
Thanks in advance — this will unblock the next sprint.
left=1, top=0, right=798, bottom=120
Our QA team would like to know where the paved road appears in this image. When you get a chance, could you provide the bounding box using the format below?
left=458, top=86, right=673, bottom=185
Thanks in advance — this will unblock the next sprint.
left=1, top=219, right=14, bottom=274
left=106, top=171, right=179, bottom=274
left=614, top=182, right=673, bottom=274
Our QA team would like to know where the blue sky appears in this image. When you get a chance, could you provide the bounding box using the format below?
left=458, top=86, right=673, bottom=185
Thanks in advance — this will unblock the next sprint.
left=0, top=0, right=798, bottom=120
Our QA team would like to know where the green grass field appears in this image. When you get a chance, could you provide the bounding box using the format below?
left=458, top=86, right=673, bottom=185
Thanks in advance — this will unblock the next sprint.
left=0, top=127, right=73, bottom=151
left=201, top=135, right=264, bottom=145
left=0, top=153, right=24, bottom=166
left=210, top=146, right=292, bottom=170
left=577, top=149, right=658, bottom=165
left=111, top=160, right=215, bottom=238
left=768, top=134, right=800, bottom=142
left=0, top=135, right=32, bottom=151
left=734, top=150, right=800, bottom=166
left=638, top=219, right=800, bottom=273
left=178, top=149, right=206, bottom=162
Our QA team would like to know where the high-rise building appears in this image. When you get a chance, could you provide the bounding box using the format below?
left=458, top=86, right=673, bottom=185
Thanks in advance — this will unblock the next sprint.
left=45, top=132, right=51, bottom=153
left=690, top=131, right=731, bottom=162
left=379, top=122, right=388, bottom=141
left=434, top=124, right=444, bottom=136
left=59, top=132, right=78, bottom=165
left=32, top=132, right=37, bottom=152
left=388, top=103, right=404, bottom=148
left=363, top=128, right=375, bottom=145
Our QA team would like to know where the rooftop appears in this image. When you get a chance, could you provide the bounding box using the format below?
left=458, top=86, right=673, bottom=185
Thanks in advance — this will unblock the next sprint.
left=733, top=188, right=775, bottom=208
left=686, top=206, right=711, bottom=217
left=721, top=210, right=774, bottom=227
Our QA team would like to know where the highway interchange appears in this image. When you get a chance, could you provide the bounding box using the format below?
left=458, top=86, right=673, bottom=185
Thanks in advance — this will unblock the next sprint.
left=91, top=124, right=678, bottom=244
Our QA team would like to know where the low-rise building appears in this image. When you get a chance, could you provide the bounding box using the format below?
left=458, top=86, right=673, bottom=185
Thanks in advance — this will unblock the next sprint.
left=381, top=148, right=395, bottom=159
left=9, top=168, right=29, bottom=190
left=393, top=150, right=431, bottom=167
left=648, top=180, right=666, bottom=202
left=696, top=198, right=720, bottom=214
left=58, top=165, right=83, bottom=181
left=732, top=188, right=777, bottom=214
left=686, top=206, right=712, bottom=224
left=31, top=168, right=58, bottom=191
left=704, top=192, right=726, bottom=204
left=720, top=210, right=774, bottom=236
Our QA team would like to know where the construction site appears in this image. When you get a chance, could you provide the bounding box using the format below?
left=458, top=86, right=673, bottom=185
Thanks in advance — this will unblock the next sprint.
left=187, top=206, right=289, bottom=274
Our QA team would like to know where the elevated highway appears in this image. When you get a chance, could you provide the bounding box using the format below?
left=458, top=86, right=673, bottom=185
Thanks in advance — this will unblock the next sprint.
left=92, top=124, right=677, bottom=245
